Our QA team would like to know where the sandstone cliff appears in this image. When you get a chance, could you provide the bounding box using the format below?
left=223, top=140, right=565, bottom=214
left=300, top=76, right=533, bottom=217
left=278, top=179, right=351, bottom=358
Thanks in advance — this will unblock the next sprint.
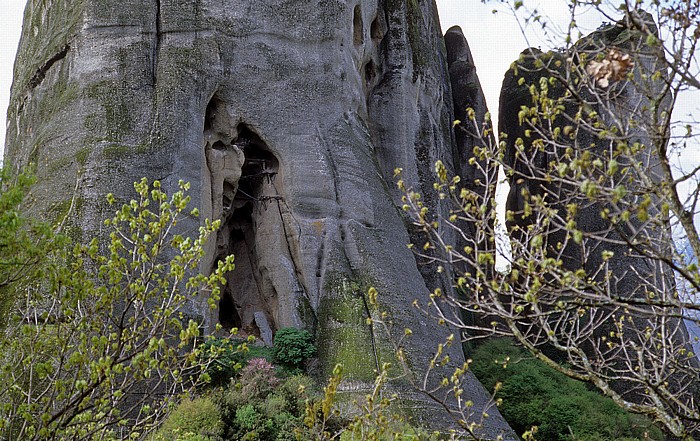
left=500, top=11, right=698, bottom=413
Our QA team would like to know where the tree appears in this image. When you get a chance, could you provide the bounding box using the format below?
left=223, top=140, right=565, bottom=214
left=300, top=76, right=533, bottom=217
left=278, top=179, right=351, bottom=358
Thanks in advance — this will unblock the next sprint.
left=399, top=1, right=700, bottom=439
left=0, top=176, right=235, bottom=440
left=0, top=169, right=66, bottom=324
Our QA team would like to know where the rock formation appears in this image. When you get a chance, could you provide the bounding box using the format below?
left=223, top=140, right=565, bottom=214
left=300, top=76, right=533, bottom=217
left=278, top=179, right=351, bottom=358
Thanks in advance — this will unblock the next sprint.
left=4, top=0, right=515, bottom=437
left=500, top=11, right=696, bottom=408
left=444, top=25, right=497, bottom=279
left=501, top=14, right=673, bottom=286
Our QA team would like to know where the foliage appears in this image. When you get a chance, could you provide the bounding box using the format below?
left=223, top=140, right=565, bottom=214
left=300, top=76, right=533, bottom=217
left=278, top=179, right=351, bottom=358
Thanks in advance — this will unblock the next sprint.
left=155, top=348, right=317, bottom=441
left=160, top=356, right=437, bottom=441
left=152, top=396, right=223, bottom=441
left=299, top=362, right=439, bottom=441
left=239, top=358, right=281, bottom=399
left=199, top=336, right=245, bottom=387
left=272, top=327, right=317, bottom=371
left=0, top=177, right=235, bottom=440
left=0, top=169, right=66, bottom=324
left=218, top=371, right=313, bottom=441
left=470, top=339, right=663, bottom=441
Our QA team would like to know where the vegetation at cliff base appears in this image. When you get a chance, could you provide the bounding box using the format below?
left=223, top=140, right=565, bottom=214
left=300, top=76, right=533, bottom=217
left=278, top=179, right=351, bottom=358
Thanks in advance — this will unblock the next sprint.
left=397, top=0, right=700, bottom=439
left=0, top=175, right=428, bottom=440
left=470, top=339, right=663, bottom=441
left=272, top=327, right=317, bottom=372
left=3, top=0, right=700, bottom=438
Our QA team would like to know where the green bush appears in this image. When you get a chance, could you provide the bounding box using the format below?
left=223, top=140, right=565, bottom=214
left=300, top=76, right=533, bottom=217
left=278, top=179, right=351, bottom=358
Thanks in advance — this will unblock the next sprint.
left=154, top=396, right=223, bottom=441
left=235, top=404, right=261, bottom=431
left=156, top=374, right=310, bottom=441
left=470, top=339, right=664, bottom=441
left=218, top=374, right=311, bottom=441
left=246, top=343, right=276, bottom=362
left=157, top=363, right=436, bottom=441
left=199, top=337, right=245, bottom=387
left=272, top=327, right=316, bottom=370
left=275, top=374, right=314, bottom=416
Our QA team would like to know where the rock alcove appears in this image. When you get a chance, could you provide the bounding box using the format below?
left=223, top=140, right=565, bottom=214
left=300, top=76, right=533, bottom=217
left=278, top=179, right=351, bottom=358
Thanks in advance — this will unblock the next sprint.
left=203, top=96, right=283, bottom=345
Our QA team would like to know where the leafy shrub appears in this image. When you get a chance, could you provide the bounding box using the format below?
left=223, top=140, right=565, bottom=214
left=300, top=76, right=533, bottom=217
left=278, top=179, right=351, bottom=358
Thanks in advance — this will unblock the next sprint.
left=275, top=374, right=314, bottom=416
left=0, top=178, right=236, bottom=440
left=470, top=339, right=664, bottom=441
left=218, top=374, right=311, bottom=441
left=157, top=363, right=433, bottom=441
left=235, top=404, right=261, bottom=431
left=246, top=343, right=276, bottom=362
left=199, top=337, right=245, bottom=387
left=272, top=327, right=316, bottom=370
left=154, top=396, right=223, bottom=441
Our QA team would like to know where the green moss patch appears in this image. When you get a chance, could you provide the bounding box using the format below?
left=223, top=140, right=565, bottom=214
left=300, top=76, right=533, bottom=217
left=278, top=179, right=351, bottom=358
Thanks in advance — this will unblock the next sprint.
left=317, top=272, right=377, bottom=382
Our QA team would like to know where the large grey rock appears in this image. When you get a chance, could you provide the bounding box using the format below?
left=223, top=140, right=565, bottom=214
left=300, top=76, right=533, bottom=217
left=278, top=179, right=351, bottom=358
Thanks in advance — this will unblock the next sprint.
left=501, top=12, right=675, bottom=315
left=5, top=0, right=515, bottom=437
left=444, top=25, right=497, bottom=278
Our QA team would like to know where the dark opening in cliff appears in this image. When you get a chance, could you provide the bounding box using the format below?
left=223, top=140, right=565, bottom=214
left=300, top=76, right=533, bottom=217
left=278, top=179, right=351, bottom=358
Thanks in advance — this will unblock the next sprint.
left=218, top=126, right=280, bottom=339
left=370, top=15, right=383, bottom=41
left=353, top=5, right=363, bottom=46
left=204, top=99, right=281, bottom=340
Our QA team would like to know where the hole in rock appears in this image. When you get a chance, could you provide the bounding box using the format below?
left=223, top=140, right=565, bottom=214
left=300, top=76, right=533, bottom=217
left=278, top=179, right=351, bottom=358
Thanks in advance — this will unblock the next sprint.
left=370, top=15, right=383, bottom=41
left=218, top=282, right=242, bottom=330
left=353, top=5, right=364, bottom=46
left=204, top=101, right=281, bottom=341
left=364, top=60, right=376, bottom=87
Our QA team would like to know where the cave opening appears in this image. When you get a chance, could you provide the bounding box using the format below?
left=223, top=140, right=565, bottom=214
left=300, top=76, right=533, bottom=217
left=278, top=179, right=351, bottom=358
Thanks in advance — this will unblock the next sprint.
left=203, top=100, right=280, bottom=341
left=353, top=5, right=364, bottom=46
left=220, top=126, right=279, bottom=339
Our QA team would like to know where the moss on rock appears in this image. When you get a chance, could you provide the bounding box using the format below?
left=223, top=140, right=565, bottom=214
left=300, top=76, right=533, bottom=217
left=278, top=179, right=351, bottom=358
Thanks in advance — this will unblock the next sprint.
left=317, top=271, right=377, bottom=383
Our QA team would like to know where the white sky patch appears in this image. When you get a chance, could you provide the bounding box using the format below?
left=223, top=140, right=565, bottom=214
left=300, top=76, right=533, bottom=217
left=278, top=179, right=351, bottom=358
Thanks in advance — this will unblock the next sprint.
left=1, top=0, right=25, bottom=158
left=437, top=1, right=527, bottom=132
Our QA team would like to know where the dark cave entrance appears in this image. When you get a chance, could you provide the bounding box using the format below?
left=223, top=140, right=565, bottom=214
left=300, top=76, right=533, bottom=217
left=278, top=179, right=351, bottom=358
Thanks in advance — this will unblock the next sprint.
left=218, top=126, right=280, bottom=337
left=203, top=97, right=280, bottom=340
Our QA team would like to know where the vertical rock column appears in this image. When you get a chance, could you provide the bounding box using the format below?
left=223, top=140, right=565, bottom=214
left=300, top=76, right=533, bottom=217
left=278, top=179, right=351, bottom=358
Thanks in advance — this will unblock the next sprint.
left=500, top=11, right=696, bottom=412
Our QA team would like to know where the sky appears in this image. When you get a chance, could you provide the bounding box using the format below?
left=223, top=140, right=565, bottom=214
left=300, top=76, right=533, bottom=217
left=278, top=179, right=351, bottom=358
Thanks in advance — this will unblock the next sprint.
left=1, top=0, right=25, bottom=155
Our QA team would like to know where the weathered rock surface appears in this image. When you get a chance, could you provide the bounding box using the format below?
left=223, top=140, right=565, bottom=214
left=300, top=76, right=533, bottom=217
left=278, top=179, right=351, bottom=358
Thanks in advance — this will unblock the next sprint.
left=501, top=13, right=674, bottom=313
left=444, top=25, right=497, bottom=278
left=5, top=0, right=515, bottom=437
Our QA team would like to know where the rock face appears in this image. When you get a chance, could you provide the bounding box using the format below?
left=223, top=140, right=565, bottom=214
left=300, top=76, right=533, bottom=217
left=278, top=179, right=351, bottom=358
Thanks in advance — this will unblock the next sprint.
left=501, top=15, right=673, bottom=284
left=501, top=13, right=674, bottom=316
left=5, top=0, right=515, bottom=437
left=444, top=25, right=497, bottom=278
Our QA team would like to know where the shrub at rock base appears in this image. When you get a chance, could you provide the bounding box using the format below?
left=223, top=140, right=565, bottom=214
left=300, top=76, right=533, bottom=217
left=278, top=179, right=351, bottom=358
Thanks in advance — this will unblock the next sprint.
left=470, top=339, right=664, bottom=441
left=272, top=328, right=316, bottom=371
left=153, top=397, right=223, bottom=441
